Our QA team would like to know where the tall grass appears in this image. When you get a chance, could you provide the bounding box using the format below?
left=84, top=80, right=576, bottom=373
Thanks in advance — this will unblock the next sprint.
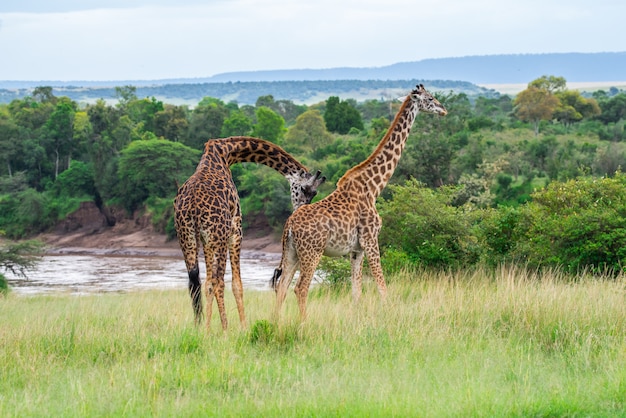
left=1, top=266, right=625, bottom=416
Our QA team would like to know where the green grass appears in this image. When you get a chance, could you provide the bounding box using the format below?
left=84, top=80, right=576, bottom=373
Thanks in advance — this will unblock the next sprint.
left=1, top=266, right=625, bottom=417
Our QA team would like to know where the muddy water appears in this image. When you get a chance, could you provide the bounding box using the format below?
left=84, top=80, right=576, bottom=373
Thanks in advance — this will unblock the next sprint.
left=6, top=251, right=281, bottom=295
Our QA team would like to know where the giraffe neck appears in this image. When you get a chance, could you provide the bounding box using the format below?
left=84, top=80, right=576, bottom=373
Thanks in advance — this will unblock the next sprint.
left=202, top=136, right=308, bottom=177
left=337, top=96, right=419, bottom=198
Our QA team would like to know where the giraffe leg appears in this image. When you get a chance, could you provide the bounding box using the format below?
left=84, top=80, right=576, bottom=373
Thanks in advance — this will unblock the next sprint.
left=177, top=225, right=203, bottom=324
left=274, top=245, right=299, bottom=318
left=362, top=239, right=387, bottom=300
left=228, top=215, right=246, bottom=328
left=294, top=253, right=323, bottom=321
left=204, top=277, right=215, bottom=332
left=350, top=250, right=365, bottom=303
left=274, top=261, right=299, bottom=319
left=212, top=245, right=229, bottom=331
left=361, top=219, right=387, bottom=300
left=202, top=246, right=216, bottom=332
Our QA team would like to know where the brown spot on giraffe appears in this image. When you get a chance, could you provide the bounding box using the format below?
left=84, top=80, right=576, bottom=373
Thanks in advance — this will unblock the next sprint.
left=271, top=84, right=447, bottom=320
left=174, top=136, right=325, bottom=331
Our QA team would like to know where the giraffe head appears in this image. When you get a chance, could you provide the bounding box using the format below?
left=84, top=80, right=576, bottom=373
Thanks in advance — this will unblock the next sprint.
left=409, top=84, right=448, bottom=116
left=288, top=169, right=326, bottom=210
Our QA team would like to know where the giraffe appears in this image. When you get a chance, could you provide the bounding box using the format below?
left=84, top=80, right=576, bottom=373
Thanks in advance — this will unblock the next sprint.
left=271, top=84, right=447, bottom=320
left=174, top=136, right=325, bottom=331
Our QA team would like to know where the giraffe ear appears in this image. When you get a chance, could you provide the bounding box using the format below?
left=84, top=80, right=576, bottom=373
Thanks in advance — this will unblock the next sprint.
left=396, top=95, right=407, bottom=102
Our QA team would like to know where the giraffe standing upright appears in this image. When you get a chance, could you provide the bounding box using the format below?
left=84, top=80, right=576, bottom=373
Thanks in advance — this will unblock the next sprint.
left=175, top=136, right=325, bottom=331
left=271, top=84, right=447, bottom=320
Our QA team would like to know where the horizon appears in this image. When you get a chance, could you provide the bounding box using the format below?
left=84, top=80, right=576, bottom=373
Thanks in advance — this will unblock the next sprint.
left=1, top=0, right=624, bottom=82
left=1, top=51, right=625, bottom=85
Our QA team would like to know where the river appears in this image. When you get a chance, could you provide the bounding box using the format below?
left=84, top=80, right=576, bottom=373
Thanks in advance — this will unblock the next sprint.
left=5, top=251, right=282, bottom=295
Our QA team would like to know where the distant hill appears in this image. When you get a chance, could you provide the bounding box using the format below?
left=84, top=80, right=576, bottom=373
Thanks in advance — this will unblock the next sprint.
left=2, top=52, right=624, bottom=89
left=1, top=52, right=624, bottom=105
left=0, top=79, right=497, bottom=106
left=204, top=52, right=626, bottom=84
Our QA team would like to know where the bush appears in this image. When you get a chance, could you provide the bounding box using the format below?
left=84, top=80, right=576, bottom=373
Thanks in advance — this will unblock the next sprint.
left=378, top=179, right=480, bottom=269
left=474, top=174, right=626, bottom=274
left=116, top=139, right=200, bottom=212
left=316, top=256, right=352, bottom=293
left=51, top=161, right=96, bottom=198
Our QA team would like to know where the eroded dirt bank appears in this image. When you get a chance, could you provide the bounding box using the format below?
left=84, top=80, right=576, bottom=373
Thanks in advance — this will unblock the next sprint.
left=37, top=201, right=282, bottom=258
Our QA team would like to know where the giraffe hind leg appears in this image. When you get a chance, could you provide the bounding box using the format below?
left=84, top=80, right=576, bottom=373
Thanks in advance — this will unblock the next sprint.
left=209, top=244, right=229, bottom=331
left=229, top=221, right=247, bottom=329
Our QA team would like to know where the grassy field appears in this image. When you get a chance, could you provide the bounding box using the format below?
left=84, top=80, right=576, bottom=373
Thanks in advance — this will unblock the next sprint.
left=1, top=266, right=625, bottom=417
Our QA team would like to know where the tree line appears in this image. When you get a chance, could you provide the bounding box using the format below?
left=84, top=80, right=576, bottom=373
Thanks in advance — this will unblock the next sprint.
left=1, top=76, right=626, bottom=276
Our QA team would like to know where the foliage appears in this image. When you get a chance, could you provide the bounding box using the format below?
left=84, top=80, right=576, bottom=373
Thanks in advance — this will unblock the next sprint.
left=324, top=96, right=364, bottom=134
left=252, top=106, right=287, bottom=143
left=237, top=165, right=295, bottom=230
left=515, top=174, right=626, bottom=273
left=378, top=179, right=480, bottom=268
left=116, top=139, right=201, bottom=212
left=284, top=109, right=333, bottom=153
left=0, top=239, right=44, bottom=284
left=514, top=86, right=560, bottom=135
left=316, top=256, right=352, bottom=292
left=1, top=75, right=626, bottom=279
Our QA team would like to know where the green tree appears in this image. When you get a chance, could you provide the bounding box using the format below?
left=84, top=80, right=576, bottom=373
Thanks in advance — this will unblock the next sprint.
left=154, top=104, right=189, bottom=142
left=595, top=93, right=626, bottom=124
left=115, top=85, right=138, bottom=109
left=324, top=96, right=364, bottom=134
left=125, top=97, right=164, bottom=133
left=44, top=97, right=77, bottom=178
left=116, top=139, right=201, bottom=212
left=529, top=75, right=567, bottom=93
left=252, top=107, right=286, bottom=143
left=284, top=109, right=333, bottom=152
left=187, top=98, right=229, bottom=149
left=554, top=90, right=601, bottom=127
left=0, top=107, right=20, bottom=176
left=514, top=86, right=559, bottom=136
left=221, top=110, right=253, bottom=137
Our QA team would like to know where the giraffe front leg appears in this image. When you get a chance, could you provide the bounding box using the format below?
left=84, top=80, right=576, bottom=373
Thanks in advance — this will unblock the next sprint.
left=361, top=221, right=387, bottom=301
left=350, top=250, right=365, bottom=303
left=229, top=216, right=246, bottom=329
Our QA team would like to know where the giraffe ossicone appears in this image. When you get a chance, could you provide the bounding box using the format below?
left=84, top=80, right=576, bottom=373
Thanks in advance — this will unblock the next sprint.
left=271, top=84, right=447, bottom=320
left=174, top=136, right=325, bottom=331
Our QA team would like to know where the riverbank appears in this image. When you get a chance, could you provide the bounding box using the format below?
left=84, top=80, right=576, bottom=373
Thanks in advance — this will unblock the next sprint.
left=38, top=224, right=282, bottom=258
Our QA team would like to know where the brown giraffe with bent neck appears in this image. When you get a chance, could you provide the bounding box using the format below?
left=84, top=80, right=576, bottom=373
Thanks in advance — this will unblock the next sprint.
left=175, top=136, right=325, bottom=331
left=271, top=84, right=447, bottom=320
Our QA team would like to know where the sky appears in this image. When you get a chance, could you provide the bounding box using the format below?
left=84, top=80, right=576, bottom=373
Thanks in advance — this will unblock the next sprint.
left=0, top=0, right=625, bottom=81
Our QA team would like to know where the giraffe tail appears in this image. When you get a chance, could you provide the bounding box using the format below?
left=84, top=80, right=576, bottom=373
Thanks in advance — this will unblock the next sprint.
left=270, top=268, right=282, bottom=291
left=270, top=222, right=292, bottom=291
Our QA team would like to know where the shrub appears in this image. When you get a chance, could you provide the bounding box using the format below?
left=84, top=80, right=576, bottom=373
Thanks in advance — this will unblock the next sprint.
left=512, top=174, right=626, bottom=273
left=316, top=256, right=352, bottom=293
left=378, top=179, right=480, bottom=269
